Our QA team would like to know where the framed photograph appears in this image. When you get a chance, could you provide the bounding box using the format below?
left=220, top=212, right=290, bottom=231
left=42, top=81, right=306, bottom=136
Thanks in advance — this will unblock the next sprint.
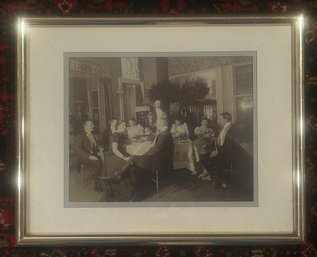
left=16, top=16, right=305, bottom=245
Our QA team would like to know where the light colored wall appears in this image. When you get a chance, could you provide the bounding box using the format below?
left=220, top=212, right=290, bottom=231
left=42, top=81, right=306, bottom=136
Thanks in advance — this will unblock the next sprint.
left=156, top=58, right=169, bottom=83
left=215, top=66, right=223, bottom=119
left=168, top=56, right=252, bottom=77
left=221, top=65, right=235, bottom=122
left=140, top=58, right=169, bottom=105
left=140, top=58, right=157, bottom=104
left=109, top=58, right=122, bottom=119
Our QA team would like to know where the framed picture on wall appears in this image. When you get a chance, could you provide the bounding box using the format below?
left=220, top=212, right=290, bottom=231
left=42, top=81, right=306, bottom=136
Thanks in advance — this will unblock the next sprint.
left=16, top=16, right=305, bottom=245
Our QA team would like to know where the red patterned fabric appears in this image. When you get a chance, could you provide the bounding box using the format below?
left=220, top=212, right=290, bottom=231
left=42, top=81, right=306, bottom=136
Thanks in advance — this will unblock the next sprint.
left=1, top=0, right=317, bottom=256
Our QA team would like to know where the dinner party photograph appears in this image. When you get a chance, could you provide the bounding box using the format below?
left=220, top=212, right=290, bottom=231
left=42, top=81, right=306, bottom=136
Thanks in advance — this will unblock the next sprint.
left=66, top=54, right=256, bottom=204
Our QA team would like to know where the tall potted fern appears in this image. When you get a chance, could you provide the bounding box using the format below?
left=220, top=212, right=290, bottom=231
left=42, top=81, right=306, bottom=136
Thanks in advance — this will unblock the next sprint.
left=147, top=77, right=209, bottom=119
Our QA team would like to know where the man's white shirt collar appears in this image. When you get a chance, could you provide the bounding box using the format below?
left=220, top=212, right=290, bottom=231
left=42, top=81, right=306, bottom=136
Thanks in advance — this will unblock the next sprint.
left=217, top=122, right=232, bottom=146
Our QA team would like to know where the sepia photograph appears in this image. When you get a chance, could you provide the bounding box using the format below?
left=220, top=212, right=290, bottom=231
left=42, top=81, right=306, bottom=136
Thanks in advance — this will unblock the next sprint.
left=66, top=53, right=256, bottom=204
left=16, top=16, right=304, bottom=244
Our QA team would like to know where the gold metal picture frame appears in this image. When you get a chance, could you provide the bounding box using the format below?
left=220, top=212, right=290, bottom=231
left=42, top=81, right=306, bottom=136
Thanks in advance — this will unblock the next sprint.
left=16, top=15, right=305, bottom=245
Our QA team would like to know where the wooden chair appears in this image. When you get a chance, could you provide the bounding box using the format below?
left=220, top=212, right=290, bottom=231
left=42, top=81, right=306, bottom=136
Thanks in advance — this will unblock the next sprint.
left=79, top=163, right=99, bottom=189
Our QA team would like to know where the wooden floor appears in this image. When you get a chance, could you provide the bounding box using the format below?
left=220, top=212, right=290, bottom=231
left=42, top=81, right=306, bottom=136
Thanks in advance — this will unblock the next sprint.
left=69, top=168, right=253, bottom=203
left=69, top=167, right=103, bottom=202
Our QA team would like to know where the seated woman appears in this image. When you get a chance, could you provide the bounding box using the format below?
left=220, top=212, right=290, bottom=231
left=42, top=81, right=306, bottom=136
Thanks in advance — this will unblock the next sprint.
left=108, top=121, right=131, bottom=169
left=110, top=119, right=118, bottom=134
left=102, top=121, right=136, bottom=201
left=193, top=118, right=215, bottom=178
left=127, top=118, right=145, bottom=142
left=170, top=118, right=190, bottom=140
left=101, top=118, right=118, bottom=152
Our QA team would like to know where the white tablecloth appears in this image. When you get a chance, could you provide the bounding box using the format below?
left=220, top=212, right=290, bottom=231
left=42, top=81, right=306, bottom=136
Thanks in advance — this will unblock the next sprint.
left=173, top=139, right=199, bottom=174
left=126, top=139, right=199, bottom=174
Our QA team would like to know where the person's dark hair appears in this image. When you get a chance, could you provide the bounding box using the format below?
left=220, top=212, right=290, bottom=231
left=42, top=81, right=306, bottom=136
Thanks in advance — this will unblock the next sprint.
left=221, top=112, right=232, bottom=122
left=128, top=118, right=136, bottom=122
left=201, top=117, right=208, bottom=122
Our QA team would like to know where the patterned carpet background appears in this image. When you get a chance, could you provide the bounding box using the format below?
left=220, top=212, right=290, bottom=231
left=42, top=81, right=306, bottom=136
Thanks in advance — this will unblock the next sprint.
left=1, top=0, right=317, bottom=256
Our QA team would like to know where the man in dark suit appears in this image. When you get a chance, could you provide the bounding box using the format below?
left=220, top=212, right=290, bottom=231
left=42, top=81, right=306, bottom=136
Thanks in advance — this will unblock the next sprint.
left=108, top=114, right=174, bottom=199
left=207, top=112, right=239, bottom=188
left=134, top=114, right=174, bottom=175
left=74, top=119, right=103, bottom=191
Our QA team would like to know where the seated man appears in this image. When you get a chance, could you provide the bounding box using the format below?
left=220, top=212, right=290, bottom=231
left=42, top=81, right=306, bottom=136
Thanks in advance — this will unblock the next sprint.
left=202, top=112, right=238, bottom=188
left=74, top=119, right=103, bottom=191
left=105, top=114, right=174, bottom=200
